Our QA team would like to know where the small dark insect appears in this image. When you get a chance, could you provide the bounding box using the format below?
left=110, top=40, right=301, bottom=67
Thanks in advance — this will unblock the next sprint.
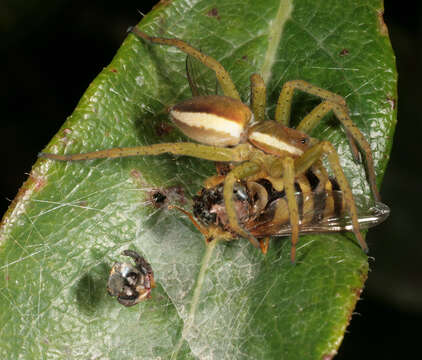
left=147, top=186, right=186, bottom=209
left=107, top=250, right=155, bottom=307
left=150, top=190, right=167, bottom=208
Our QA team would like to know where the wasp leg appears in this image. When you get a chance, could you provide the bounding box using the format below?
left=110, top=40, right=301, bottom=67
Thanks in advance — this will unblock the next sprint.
left=39, top=142, right=255, bottom=162
left=250, top=74, right=266, bottom=123
left=169, top=205, right=235, bottom=247
left=294, top=141, right=368, bottom=253
left=295, top=100, right=379, bottom=201
left=259, top=237, right=270, bottom=255
left=168, top=205, right=209, bottom=239
left=131, top=28, right=241, bottom=101
left=223, top=161, right=261, bottom=249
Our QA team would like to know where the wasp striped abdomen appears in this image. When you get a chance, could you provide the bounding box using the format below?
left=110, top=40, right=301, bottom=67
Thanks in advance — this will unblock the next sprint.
left=193, top=171, right=388, bottom=241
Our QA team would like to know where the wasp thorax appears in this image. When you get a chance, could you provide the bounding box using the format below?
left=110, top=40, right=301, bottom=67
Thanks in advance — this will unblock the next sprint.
left=170, top=95, right=251, bottom=146
left=248, top=121, right=311, bottom=157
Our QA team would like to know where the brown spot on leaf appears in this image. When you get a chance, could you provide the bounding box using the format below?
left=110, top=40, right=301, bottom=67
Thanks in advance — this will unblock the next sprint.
left=60, top=128, right=73, bottom=145
left=0, top=170, right=47, bottom=231
left=130, top=169, right=148, bottom=189
left=353, top=286, right=363, bottom=299
left=130, top=169, right=142, bottom=179
left=377, top=10, right=389, bottom=36
left=110, top=68, right=118, bottom=73
left=386, top=96, right=396, bottom=110
left=28, top=171, right=47, bottom=193
left=207, top=7, right=221, bottom=20
left=339, top=48, right=349, bottom=56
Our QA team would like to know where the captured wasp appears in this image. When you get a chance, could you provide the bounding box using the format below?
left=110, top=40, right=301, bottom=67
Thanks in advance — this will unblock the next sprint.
left=40, top=27, right=388, bottom=262
left=188, top=171, right=389, bottom=254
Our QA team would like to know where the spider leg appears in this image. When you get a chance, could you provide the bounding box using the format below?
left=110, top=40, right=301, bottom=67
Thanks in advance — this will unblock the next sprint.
left=294, top=141, right=368, bottom=253
left=274, top=80, right=346, bottom=126
left=223, top=161, right=261, bottom=249
left=131, top=28, right=241, bottom=101
left=296, top=101, right=380, bottom=201
left=250, top=74, right=266, bottom=123
left=39, top=142, right=255, bottom=162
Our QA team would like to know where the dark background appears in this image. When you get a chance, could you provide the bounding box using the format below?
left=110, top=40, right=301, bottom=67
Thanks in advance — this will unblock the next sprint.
left=1, top=1, right=420, bottom=358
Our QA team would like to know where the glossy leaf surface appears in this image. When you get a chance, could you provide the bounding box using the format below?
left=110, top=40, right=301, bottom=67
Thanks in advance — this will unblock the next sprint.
left=0, top=0, right=396, bottom=358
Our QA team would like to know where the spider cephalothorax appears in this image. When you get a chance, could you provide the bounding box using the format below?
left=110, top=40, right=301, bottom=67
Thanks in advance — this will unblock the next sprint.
left=40, top=27, right=382, bottom=262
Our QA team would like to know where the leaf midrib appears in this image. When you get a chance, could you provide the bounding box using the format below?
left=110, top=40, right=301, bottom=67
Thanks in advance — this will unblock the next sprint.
left=261, top=0, right=294, bottom=83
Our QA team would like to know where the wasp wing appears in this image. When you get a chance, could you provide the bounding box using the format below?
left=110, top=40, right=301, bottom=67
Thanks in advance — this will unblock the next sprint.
left=247, top=191, right=390, bottom=238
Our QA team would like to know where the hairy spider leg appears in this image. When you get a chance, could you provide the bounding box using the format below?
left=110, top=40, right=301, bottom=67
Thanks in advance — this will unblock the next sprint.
left=131, top=28, right=241, bottom=101
left=296, top=100, right=380, bottom=201
left=250, top=73, right=266, bottom=123
left=294, top=141, right=368, bottom=253
left=276, top=81, right=361, bottom=162
left=297, top=100, right=362, bottom=162
left=223, top=161, right=261, bottom=249
left=275, top=80, right=346, bottom=125
left=274, top=80, right=379, bottom=201
left=254, top=156, right=302, bottom=262
left=39, top=143, right=253, bottom=162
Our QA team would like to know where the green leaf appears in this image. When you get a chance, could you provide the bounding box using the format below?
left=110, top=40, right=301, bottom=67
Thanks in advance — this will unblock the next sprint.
left=0, top=0, right=396, bottom=358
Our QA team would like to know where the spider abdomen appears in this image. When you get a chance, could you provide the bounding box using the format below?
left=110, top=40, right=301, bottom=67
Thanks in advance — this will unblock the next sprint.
left=170, top=95, right=251, bottom=146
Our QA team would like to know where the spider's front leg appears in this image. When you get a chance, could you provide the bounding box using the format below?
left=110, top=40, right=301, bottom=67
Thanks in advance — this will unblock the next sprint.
left=275, top=80, right=380, bottom=202
left=40, top=93, right=257, bottom=162
left=256, top=156, right=301, bottom=262
left=294, top=140, right=368, bottom=253
left=223, top=161, right=262, bottom=249
left=39, top=142, right=253, bottom=162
